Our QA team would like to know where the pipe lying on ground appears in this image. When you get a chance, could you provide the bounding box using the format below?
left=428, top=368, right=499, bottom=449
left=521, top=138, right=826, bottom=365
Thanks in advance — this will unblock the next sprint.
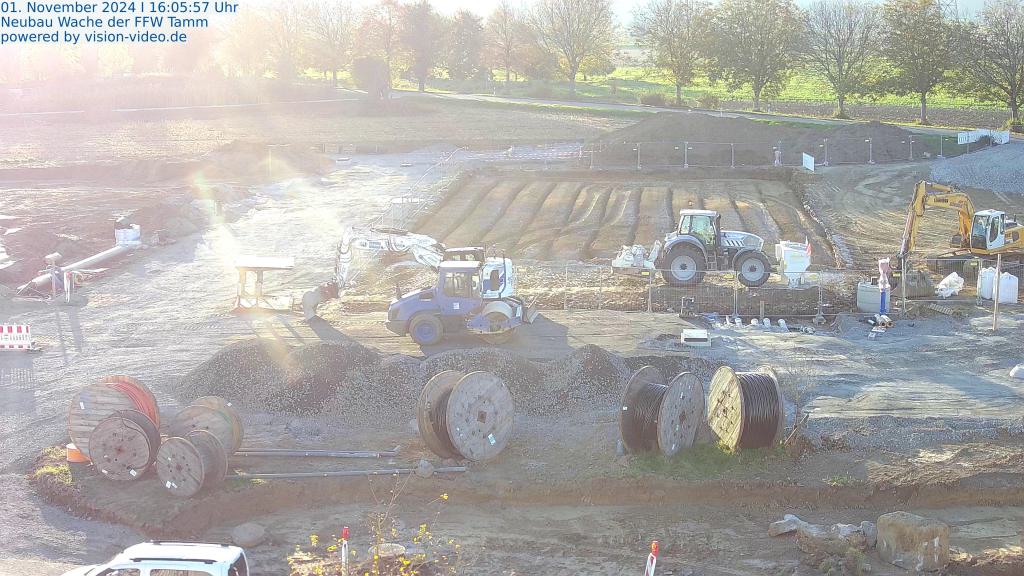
left=233, top=448, right=400, bottom=459
left=18, top=244, right=131, bottom=292
left=226, top=466, right=467, bottom=481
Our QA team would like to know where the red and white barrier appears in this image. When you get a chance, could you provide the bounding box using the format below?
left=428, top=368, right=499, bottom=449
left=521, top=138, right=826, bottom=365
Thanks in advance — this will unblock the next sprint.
left=644, top=541, right=659, bottom=576
left=0, top=324, right=36, bottom=351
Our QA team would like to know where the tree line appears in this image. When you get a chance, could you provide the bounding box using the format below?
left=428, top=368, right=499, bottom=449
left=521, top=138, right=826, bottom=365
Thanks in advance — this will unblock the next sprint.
left=4, top=0, right=1021, bottom=127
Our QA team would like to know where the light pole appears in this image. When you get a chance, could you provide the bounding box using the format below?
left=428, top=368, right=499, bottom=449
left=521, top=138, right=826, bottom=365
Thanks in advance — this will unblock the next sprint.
left=730, top=143, right=735, bottom=168
left=865, top=138, right=874, bottom=164
left=909, top=136, right=914, bottom=161
left=822, top=137, right=829, bottom=166
left=684, top=141, right=689, bottom=168
left=938, top=136, right=944, bottom=158
left=635, top=145, right=640, bottom=171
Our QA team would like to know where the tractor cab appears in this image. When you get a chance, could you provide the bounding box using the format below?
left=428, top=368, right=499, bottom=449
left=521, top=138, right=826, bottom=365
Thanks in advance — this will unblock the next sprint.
left=677, top=210, right=721, bottom=253
left=970, top=210, right=1007, bottom=251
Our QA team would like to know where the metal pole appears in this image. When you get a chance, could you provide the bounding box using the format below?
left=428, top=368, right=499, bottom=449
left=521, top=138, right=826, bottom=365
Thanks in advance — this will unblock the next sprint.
left=267, top=146, right=273, bottom=181
left=731, top=143, right=735, bottom=168
left=868, top=139, right=874, bottom=164
left=993, top=254, right=1002, bottom=332
left=234, top=448, right=400, bottom=458
left=636, top=144, right=641, bottom=171
left=939, top=136, right=943, bottom=158
left=900, top=257, right=907, bottom=316
left=226, top=466, right=468, bottom=481
left=824, top=138, right=829, bottom=166
left=909, top=137, right=913, bottom=161
left=647, top=272, right=653, bottom=313
left=564, top=263, right=569, bottom=311
left=684, top=141, right=688, bottom=168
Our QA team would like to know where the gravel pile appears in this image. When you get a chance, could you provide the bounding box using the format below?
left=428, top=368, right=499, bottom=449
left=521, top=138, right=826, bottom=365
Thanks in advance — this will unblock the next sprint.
left=179, top=338, right=720, bottom=423
left=930, top=141, right=1024, bottom=194
left=179, top=339, right=293, bottom=408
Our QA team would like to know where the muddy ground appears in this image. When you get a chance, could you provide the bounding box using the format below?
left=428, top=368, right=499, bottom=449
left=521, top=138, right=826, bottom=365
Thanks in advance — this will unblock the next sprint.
left=2, top=107, right=1024, bottom=575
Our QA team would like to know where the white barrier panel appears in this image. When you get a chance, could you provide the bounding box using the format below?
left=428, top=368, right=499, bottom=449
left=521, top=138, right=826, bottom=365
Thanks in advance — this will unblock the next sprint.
left=802, top=153, right=815, bottom=172
left=958, top=129, right=1011, bottom=145
left=0, top=324, right=34, bottom=351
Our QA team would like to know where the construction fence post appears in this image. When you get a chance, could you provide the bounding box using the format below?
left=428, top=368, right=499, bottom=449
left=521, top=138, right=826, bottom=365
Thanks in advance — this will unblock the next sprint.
left=900, top=258, right=908, bottom=316
left=993, top=254, right=1002, bottom=332
left=647, top=272, right=653, bottom=313
left=563, top=263, right=569, bottom=311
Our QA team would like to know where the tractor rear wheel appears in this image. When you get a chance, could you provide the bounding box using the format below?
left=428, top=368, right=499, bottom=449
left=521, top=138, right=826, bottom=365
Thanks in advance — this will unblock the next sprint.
left=409, top=314, right=444, bottom=346
left=735, top=251, right=771, bottom=287
left=479, top=312, right=515, bottom=345
left=661, top=245, right=706, bottom=286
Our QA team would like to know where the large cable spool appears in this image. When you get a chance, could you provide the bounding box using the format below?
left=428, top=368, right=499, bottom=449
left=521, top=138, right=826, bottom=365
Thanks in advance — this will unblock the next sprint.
left=88, top=409, right=161, bottom=481
left=619, top=366, right=705, bottom=457
left=706, top=366, right=785, bottom=450
left=101, top=375, right=160, bottom=428
left=156, top=431, right=227, bottom=498
left=417, top=370, right=514, bottom=462
left=169, top=397, right=243, bottom=454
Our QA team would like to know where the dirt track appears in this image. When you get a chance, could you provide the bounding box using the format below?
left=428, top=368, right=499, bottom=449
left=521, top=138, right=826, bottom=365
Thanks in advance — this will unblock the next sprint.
left=416, top=171, right=835, bottom=266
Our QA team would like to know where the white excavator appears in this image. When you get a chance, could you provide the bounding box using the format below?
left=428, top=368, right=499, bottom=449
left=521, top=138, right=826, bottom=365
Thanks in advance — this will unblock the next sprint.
left=302, top=226, right=536, bottom=345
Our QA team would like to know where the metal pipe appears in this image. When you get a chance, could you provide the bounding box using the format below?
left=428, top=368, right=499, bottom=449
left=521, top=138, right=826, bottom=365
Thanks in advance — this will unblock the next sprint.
left=226, top=466, right=467, bottom=481
left=234, top=448, right=399, bottom=459
left=19, top=244, right=131, bottom=291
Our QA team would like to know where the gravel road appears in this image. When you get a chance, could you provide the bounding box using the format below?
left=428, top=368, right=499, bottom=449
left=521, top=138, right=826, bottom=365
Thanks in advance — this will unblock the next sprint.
left=931, top=141, right=1024, bottom=194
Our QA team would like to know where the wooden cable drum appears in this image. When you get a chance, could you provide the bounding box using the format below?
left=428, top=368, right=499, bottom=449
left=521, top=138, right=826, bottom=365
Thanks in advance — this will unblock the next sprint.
left=88, top=409, right=160, bottom=481
left=619, top=366, right=705, bottom=457
left=156, top=432, right=227, bottom=498
left=68, top=382, right=140, bottom=459
left=417, top=370, right=514, bottom=461
left=169, top=404, right=241, bottom=455
left=100, top=375, right=160, bottom=428
left=416, top=371, right=463, bottom=460
left=189, top=396, right=243, bottom=452
left=706, top=366, right=785, bottom=450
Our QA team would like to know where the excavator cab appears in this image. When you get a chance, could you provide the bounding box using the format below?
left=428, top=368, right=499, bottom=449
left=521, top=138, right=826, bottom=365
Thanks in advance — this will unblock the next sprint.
left=970, top=210, right=1006, bottom=251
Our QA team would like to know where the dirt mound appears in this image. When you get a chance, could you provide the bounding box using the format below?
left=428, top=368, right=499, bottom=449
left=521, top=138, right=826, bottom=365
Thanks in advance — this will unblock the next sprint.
left=178, top=338, right=294, bottom=408
left=196, top=141, right=333, bottom=183
left=276, top=342, right=381, bottom=412
left=798, top=120, right=916, bottom=164
left=177, top=339, right=717, bottom=422
left=593, top=113, right=917, bottom=166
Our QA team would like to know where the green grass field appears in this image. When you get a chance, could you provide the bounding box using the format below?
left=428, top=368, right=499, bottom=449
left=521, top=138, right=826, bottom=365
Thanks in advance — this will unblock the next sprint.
left=399, top=65, right=1004, bottom=112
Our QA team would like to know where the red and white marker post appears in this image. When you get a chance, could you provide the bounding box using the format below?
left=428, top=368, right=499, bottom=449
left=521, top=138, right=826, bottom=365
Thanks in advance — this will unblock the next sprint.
left=341, top=526, right=350, bottom=576
left=644, top=540, right=659, bottom=576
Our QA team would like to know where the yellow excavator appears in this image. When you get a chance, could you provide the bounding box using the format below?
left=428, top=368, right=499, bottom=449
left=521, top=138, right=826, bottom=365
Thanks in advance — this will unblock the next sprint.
left=894, top=180, right=1024, bottom=294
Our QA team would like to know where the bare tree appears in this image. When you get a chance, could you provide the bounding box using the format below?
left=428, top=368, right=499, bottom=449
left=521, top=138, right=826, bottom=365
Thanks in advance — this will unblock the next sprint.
left=803, top=0, right=880, bottom=118
left=957, top=0, right=1024, bottom=129
left=307, top=0, right=356, bottom=87
left=401, top=0, right=445, bottom=92
left=266, top=2, right=309, bottom=80
left=358, top=0, right=402, bottom=89
left=632, top=0, right=711, bottom=106
left=880, top=0, right=951, bottom=124
left=486, top=0, right=522, bottom=85
left=220, top=9, right=271, bottom=77
left=708, top=0, right=803, bottom=111
left=529, top=0, right=616, bottom=96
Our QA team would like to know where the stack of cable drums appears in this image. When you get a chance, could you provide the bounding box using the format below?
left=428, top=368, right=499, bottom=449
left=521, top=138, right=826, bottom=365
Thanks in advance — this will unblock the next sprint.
left=619, top=366, right=705, bottom=457
left=706, top=366, right=785, bottom=450
left=157, top=396, right=242, bottom=497
left=417, top=371, right=514, bottom=462
left=67, top=375, right=161, bottom=479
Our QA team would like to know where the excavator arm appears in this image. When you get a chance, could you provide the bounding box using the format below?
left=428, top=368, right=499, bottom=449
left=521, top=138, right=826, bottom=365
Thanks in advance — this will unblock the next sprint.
left=897, top=181, right=975, bottom=267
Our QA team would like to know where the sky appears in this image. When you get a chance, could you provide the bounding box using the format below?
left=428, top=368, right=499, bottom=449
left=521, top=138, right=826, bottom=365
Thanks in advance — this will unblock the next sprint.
left=343, top=0, right=986, bottom=21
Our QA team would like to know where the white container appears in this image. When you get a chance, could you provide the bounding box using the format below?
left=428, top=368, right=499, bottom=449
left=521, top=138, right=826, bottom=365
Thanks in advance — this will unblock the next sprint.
left=775, top=241, right=811, bottom=285
left=977, top=267, right=996, bottom=300
left=998, top=272, right=1018, bottom=304
left=856, top=280, right=887, bottom=313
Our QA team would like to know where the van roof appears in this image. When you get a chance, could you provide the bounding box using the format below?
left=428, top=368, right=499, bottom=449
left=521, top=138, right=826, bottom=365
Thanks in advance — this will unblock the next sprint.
left=117, top=542, right=242, bottom=565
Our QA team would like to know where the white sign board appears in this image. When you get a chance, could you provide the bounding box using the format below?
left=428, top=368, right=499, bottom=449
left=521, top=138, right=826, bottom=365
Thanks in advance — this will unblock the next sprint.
left=802, top=153, right=815, bottom=172
left=0, top=324, right=34, bottom=351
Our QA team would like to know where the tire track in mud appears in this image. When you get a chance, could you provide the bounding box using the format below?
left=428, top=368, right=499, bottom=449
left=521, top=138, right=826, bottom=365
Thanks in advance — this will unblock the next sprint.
left=552, top=185, right=613, bottom=260
left=588, top=185, right=643, bottom=258
left=634, top=186, right=673, bottom=249
left=759, top=182, right=832, bottom=265
left=418, top=177, right=500, bottom=241
left=515, top=182, right=586, bottom=260
left=482, top=181, right=557, bottom=252
left=732, top=181, right=773, bottom=244
left=443, top=180, right=528, bottom=247
left=671, top=183, right=705, bottom=218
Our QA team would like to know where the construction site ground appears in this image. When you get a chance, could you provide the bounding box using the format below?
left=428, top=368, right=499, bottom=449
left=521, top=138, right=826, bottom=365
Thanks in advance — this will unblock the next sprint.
left=1, top=114, right=1023, bottom=575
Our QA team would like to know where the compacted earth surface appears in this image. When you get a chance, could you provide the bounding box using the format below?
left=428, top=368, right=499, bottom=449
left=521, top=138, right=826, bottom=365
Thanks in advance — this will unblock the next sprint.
left=1, top=106, right=1023, bottom=575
